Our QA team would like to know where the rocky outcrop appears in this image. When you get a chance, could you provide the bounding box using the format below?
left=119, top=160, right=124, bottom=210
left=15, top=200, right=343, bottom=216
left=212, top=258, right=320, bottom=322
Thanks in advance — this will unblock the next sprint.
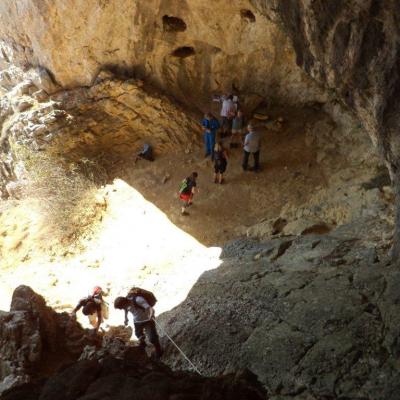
left=0, top=289, right=266, bottom=400
left=0, top=285, right=100, bottom=394
left=0, top=1, right=324, bottom=110
left=0, top=75, right=201, bottom=197
left=2, top=346, right=266, bottom=400
left=160, top=216, right=400, bottom=399
left=257, top=0, right=400, bottom=257
left=6, top=76, right=200, bottom=157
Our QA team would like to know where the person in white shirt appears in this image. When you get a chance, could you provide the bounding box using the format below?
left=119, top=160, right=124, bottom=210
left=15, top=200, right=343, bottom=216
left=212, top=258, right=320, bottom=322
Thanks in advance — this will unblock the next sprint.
left=114, top=295, right=163, bottom=358
left=243, top=123, right=261, bottom=172
left=220, top=94, right=236, bottom=137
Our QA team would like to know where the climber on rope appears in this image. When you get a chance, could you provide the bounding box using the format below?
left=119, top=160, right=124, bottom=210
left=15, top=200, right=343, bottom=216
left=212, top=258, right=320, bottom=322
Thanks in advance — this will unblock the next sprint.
left=178, top=171, right=198, bottom=216
left=71, top=286, right=108, bottom=332
left=114, top=287, right=163, bottom=359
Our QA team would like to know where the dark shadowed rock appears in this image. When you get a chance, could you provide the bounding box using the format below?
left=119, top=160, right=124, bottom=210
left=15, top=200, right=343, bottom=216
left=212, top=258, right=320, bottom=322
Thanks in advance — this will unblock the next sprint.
left=2, top=342, right=266, bottom=400
left=263, top=0, right=400, bottom=258
left=160, top=217, right=400, bottom=399
left=0, top=285, right=100, bottom=394
left=0, top=286, right=266, bottom=400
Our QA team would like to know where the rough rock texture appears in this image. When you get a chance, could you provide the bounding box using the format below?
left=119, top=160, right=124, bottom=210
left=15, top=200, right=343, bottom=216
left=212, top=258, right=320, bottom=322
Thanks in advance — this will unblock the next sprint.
left=2, top=357, right=266, bottom=400
left=254, top=0, right=400, bottom=257
left=7, top=77, right=200, bottom=157
left=160, top=216, right=400, bottom=399
left=0, top=1, right=324, bottom=109
left=0, top=285, right=100, bottom=394
left=0, top=75, right=201, bottom=197
left=4, top=0, right=398, bottom=254
left=242, top=104, right=391, bottom=240
left=1, top=325, right=266, bottom=400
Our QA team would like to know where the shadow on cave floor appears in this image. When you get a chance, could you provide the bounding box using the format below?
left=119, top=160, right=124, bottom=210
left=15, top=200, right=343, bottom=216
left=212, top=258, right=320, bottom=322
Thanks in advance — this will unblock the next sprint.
left=111, top=106, right=335, bottom=246
left=0, top=104, right=382, bottom=320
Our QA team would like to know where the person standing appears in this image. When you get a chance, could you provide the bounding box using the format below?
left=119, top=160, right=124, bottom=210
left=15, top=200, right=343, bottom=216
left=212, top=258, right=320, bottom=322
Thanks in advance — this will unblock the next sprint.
left=242, top=123, right=261, bottom=172
left=114, top=289, right=163, bottom=359
left=178, top=172, right=198, bottom=215
left=231, top=110, right=245, bottom=148
left=213, top=142, right=228, bottom=184
left=220, top=95, right=236, bottom=137
left=201, top=113, right=220, bottom=158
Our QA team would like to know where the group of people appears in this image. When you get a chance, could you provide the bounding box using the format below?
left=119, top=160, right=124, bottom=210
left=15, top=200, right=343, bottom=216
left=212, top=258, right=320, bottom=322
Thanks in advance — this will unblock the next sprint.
left=72, top=286, right=163, bottom=359
left=203, top=95, right=261, bottom=174
left=178, top=94, right=261, bottom=215
left=71, top=95, right=262, bottom=352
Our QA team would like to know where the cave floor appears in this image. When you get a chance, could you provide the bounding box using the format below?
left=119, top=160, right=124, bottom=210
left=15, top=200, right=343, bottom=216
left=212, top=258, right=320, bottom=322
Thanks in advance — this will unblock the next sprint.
left=113, top=106, right=329, bottom=246
left=0, top=106, right=383, bottom=325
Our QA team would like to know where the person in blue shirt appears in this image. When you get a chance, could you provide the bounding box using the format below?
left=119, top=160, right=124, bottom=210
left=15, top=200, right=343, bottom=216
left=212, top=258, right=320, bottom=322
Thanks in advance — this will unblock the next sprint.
left=201, top=113, right=220, bottom=158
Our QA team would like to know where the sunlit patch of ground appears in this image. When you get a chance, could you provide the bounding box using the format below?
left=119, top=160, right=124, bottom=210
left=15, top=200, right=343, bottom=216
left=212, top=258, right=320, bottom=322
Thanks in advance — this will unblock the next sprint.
left=0, top=105, right=381, bottom=330
left=0, top=179, right=221, bottom=328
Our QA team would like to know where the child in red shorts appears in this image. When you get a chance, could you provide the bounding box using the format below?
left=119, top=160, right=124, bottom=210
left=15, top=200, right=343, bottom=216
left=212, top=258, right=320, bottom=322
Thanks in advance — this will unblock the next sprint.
left=178, top=172, right=198, bottom=215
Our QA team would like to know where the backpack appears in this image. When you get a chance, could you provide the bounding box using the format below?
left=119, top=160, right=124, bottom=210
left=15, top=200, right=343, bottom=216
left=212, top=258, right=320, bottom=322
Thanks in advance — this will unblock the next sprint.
left=179, top=178, right=189, bottom=194
left=139, top=144, right=154, bottom=161
left=214, top=150, right=226, bottom=165
left=82, top=299, right=98, bottom=315
left=127, top=287, right=157, bottom=309
left=214, top=150, right=223, bottom=162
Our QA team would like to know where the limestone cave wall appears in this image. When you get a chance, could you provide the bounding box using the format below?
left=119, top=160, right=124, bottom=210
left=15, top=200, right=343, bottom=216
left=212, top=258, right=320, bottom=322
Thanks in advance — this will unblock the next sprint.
left=0, top=0, right=326, bottom=110
left=259, top=0, right=400, bottom=256
left=1, top=0, right=399, bottom=252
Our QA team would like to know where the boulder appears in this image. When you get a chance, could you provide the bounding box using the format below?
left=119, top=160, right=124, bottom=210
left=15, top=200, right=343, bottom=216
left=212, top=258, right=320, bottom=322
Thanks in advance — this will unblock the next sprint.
left=26, top=67, right=61, bottom=95
left=0, top=286, right=100, bottom=395
left=160, top=217, right=400, bottom=399
left=2, top=349, right=266, bottom=400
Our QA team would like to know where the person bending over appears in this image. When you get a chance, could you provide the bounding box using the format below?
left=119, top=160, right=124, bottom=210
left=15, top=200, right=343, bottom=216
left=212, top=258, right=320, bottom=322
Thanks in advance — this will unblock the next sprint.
left=114, top=294, right=163, bottom=359
left=71, top=286, right=105, bottom=331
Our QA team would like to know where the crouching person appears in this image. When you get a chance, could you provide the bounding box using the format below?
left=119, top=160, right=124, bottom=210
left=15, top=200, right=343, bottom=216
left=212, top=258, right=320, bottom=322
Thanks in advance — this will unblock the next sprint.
left=114, top=288, right=163, bottom=359
left=71, top=286, right=106, bottom=332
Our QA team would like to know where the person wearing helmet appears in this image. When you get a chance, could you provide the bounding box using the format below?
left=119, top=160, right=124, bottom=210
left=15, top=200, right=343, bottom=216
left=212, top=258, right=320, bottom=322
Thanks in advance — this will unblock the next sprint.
left=114, top=295, right=163, bottom=359
left=71, top=286, right=105, bottom=331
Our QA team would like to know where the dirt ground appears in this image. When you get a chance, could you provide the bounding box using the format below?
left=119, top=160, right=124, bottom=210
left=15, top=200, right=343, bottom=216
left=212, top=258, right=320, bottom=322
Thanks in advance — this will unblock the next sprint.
left=115, top=106, right=328, bottom=246
left=0, top=106, right=350, bottom=321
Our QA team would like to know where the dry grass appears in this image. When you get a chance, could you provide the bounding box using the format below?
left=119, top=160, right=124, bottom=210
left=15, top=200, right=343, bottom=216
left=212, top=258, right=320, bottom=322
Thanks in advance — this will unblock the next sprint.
left=16, top=145, right=108, bottom=245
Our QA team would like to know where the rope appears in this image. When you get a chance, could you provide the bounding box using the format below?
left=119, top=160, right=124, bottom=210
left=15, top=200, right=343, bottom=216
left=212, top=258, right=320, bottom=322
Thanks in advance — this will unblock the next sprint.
left=153, top=319, right=202, bottom=375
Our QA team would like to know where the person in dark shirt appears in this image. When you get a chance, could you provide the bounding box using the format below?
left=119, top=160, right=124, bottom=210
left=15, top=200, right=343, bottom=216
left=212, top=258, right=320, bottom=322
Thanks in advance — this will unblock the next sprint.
left=231, top=110, right=245, bottom=148
left=178, top=172, right=198, bottom=215
left=213, top=142, right=228, bottom=184
left=135, top=143, right=154, bottom=163
left=71, top=286, right=104, bottom=331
